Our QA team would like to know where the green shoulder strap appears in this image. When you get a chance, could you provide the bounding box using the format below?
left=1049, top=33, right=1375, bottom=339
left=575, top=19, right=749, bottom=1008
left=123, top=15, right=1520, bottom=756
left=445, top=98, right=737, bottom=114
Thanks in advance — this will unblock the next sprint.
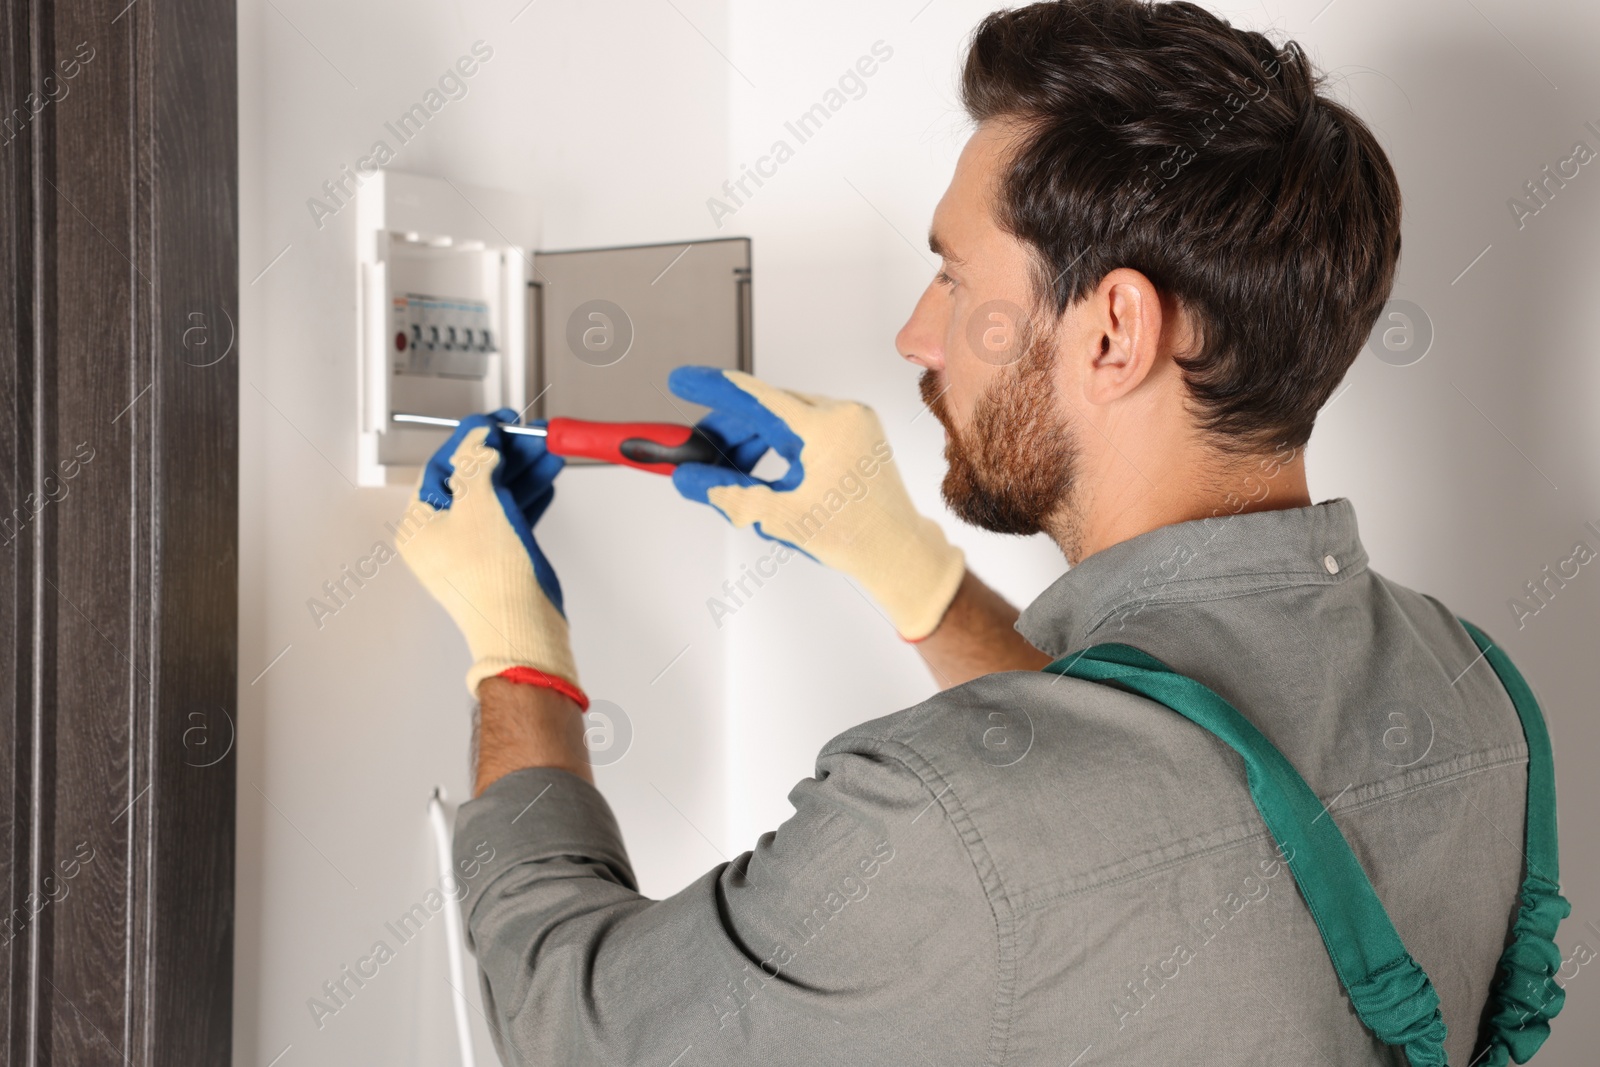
left=1041, top=619, right=1566, bottom=1067
left=1456, top=618, right=1569, bottom=1066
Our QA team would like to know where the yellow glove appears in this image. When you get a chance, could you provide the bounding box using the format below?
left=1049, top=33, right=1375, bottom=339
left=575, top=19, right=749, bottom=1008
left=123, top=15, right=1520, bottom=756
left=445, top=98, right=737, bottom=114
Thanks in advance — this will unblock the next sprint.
left=395, top=410, right=586, bottom=707
left=668, top=367, right=964, bottom=640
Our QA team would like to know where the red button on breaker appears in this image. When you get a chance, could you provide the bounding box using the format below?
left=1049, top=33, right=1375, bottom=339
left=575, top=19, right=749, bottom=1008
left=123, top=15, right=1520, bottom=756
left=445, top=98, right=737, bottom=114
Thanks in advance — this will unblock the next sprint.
left=395, top=331, right=407, bottom=351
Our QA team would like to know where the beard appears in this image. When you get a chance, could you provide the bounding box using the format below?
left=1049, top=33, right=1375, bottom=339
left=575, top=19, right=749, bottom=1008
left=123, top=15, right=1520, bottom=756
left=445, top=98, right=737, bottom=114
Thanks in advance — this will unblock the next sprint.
left=919, top=318, right=1079, bottom=539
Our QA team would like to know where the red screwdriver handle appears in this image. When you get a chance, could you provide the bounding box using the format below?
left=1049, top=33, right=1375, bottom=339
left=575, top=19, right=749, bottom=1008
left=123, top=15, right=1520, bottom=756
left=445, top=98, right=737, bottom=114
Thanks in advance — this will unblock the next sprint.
left=544, top=418, right=720, bottom=475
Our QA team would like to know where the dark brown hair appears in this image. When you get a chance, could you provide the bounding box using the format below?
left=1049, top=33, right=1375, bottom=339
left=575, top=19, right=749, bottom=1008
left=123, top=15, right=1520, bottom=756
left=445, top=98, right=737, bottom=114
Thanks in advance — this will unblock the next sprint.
left=962, top=0, right=1401, bottom=453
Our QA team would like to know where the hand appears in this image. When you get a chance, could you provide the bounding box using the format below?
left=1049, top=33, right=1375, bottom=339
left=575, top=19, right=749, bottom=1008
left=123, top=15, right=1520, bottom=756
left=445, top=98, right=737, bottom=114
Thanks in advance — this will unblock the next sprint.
left=395, top=409, right=586, bottom=707
left=668, top=367, right=964, bottom=641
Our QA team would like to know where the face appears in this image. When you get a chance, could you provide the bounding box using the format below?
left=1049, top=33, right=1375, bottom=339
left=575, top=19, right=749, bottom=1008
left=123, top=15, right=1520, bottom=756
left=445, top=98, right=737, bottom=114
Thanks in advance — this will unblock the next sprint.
left=897, top=120, right=1079, bottom=536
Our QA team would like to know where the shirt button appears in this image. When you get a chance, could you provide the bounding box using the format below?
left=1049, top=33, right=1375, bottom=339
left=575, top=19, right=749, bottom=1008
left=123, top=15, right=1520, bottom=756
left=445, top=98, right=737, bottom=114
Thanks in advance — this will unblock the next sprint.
left=1323, top=554, right=1340, bottom=574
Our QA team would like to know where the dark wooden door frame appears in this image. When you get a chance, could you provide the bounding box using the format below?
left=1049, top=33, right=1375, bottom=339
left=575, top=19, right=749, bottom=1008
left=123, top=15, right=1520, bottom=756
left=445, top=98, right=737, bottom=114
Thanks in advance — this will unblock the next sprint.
left=1, top=0, right=237, bottom=1063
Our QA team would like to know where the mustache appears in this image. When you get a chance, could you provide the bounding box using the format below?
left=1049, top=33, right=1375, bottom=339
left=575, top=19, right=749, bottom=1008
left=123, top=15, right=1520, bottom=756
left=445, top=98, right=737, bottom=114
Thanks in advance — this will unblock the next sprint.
left=918, top=369, right=952, bottom=425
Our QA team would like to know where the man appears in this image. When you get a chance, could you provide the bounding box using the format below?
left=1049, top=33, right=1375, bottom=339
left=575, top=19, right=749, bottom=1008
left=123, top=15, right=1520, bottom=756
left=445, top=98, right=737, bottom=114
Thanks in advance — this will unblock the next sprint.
left=397, top=1, right=1556, bottom=1063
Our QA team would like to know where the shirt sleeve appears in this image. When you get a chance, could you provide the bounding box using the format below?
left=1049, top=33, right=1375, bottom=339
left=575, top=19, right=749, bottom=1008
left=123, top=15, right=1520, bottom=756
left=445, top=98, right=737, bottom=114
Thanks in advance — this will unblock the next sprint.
left=452, top=736, right=998, bottom=1067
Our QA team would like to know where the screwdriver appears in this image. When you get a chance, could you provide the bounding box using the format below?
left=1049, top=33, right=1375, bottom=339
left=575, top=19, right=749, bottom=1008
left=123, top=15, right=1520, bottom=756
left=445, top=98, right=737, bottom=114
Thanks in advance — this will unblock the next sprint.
left=392, top=412, right=722, bottom=476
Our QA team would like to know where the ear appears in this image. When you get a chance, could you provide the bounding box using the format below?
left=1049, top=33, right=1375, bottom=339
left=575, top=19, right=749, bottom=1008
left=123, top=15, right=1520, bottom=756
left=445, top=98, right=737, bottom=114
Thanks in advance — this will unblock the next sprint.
left=1084, top=268, right=1165, bottom=405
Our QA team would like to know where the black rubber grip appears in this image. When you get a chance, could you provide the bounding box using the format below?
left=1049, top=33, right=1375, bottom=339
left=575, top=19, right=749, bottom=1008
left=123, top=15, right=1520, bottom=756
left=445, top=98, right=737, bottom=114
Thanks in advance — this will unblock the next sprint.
left=617, top=428, right=722, bottom=467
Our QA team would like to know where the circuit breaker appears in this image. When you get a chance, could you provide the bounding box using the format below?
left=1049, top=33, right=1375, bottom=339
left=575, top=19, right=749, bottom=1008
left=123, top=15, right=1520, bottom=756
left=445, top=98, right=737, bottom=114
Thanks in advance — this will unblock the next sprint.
left=391, top=293, right=495, bottom=381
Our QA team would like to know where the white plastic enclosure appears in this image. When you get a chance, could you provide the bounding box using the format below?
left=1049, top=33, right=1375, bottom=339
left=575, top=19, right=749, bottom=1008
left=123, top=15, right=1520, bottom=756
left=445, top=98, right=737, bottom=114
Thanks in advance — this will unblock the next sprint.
left=356, top=170, right=537, bottom=487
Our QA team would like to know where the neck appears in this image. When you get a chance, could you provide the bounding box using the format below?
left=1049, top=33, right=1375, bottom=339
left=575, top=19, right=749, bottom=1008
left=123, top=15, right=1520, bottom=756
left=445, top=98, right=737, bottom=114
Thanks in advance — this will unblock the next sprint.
left=1046, top=448, right=1313, bottom=567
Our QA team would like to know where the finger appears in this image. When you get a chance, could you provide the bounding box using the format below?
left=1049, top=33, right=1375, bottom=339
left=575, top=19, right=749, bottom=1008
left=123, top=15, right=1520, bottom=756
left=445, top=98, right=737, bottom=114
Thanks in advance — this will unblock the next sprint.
left=718, top=369, right=823, bottom=427
left=476, top=407, right=521, bottom=477
left=506, top=459, right=558, bottom=520
left=445, top=427, right=501, bottom=502
left=421, top=418, right=498, bottom=508
left=672, top=460, right=768, bottom=507
left=668, top=364, right=755, bottom=412
left=668, top=366, right=806, bottom=462
left=695, top=413, right=805, bottom=492
left=668, top=366, right=800, bottom=433
left=513, top=479, right=556, bottom=528
left=496, top=421, right=559, bottom=487
left=527, top=446, right=564, bottom=488
left=695, top=410, right=770, bottom=472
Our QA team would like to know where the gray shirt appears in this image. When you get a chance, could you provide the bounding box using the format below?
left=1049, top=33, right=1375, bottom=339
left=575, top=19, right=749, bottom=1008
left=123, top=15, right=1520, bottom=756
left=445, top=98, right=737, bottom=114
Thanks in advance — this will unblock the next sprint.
left=455, top=497, right=1528, bottom=1066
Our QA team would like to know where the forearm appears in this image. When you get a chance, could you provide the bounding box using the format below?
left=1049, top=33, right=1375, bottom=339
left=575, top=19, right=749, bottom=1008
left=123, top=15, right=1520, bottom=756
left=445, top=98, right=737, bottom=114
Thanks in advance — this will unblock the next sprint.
left=454, top=731, right=992, bottom=1067
left=913, top=569, right=1051, bottom=689
left=469, top=570, right=1043, bottom=792
left=474, top=677, right=592, bottom=796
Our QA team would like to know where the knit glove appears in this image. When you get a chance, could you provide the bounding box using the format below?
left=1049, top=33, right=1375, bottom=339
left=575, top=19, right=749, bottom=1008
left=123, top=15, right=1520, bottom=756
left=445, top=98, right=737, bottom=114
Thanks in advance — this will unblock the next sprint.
left=668, top=366, right=965, bottom=641
left=395, top=410, right=587, bottom=708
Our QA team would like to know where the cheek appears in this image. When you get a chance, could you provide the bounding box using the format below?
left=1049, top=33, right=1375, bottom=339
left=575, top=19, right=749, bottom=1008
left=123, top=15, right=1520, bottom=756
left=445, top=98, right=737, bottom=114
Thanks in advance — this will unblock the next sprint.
left=939, top=310, right=984, bottom=408
left=941, top=363, right=992, bottom=431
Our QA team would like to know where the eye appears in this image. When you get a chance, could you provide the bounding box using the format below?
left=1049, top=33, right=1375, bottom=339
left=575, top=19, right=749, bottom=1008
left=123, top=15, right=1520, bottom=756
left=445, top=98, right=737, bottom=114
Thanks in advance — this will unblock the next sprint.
left=935, top=269, right=956, bottom=288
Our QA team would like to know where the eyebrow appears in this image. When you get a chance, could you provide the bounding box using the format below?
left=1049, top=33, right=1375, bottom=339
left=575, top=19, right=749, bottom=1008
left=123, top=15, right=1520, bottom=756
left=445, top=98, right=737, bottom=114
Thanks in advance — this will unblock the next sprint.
left=928, top=230, right=963, bottom=265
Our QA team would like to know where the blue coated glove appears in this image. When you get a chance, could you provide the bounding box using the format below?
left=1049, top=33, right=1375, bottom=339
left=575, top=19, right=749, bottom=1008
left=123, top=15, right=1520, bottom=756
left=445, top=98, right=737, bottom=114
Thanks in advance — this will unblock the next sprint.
left=667, top=366, right=965, bottom=641
left=397, top=409, right=586, bottom=705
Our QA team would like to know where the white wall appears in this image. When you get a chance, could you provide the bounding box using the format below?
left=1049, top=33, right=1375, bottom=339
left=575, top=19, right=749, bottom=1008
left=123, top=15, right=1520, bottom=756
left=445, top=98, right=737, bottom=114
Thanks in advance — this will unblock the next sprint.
left=238, top=0, right=1600, bottom=1064
left=236, top=1, right=734, bottom=1062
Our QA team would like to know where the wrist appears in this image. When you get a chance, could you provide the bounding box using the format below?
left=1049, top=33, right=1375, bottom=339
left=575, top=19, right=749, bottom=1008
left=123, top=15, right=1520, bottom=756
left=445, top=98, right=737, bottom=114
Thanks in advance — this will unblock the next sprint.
left=493, top=666, right=590, bottom=711
left=473, top=676, right=591, bottom=795
left=858, top=517, right=965, bottom=641
left=909, top=569, right=1052, bottom=688
left=456, top=584, right=583, bottom=701
left=465, top=644, right=584, bottom=709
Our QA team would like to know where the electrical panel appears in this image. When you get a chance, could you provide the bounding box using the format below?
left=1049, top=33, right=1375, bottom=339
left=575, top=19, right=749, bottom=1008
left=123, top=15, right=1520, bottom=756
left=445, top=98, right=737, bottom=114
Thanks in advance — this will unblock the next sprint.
left=356, top=172, right=753, bottom=484
left=356, top=171, right=534, bottom=487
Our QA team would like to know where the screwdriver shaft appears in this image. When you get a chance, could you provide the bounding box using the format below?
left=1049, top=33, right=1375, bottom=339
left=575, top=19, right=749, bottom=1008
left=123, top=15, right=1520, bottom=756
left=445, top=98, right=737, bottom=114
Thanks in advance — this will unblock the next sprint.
left=392, top=412, right=547, bottom=437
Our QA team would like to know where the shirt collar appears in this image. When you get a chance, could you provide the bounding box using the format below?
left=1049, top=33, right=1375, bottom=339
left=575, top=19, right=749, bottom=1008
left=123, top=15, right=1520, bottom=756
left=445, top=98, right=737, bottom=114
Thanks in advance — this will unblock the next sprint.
left=1015, top=497, right=1368, bottom=659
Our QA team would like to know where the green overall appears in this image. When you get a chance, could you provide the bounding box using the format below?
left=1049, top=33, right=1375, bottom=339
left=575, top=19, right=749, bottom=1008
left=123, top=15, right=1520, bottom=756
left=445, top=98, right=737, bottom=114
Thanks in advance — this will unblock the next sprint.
left=1041, top=618, right=1568, bottom=1066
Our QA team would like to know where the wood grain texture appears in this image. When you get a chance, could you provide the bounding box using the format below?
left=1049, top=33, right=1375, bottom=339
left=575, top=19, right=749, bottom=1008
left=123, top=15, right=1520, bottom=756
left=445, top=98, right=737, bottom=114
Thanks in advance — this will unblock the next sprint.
left=0, top=0, right=237, bottom=1063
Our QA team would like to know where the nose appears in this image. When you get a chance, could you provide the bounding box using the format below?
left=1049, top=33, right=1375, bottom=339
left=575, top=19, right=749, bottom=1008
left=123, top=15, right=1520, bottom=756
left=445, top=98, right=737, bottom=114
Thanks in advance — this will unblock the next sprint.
left=895, top=281, right=946, bottom=372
